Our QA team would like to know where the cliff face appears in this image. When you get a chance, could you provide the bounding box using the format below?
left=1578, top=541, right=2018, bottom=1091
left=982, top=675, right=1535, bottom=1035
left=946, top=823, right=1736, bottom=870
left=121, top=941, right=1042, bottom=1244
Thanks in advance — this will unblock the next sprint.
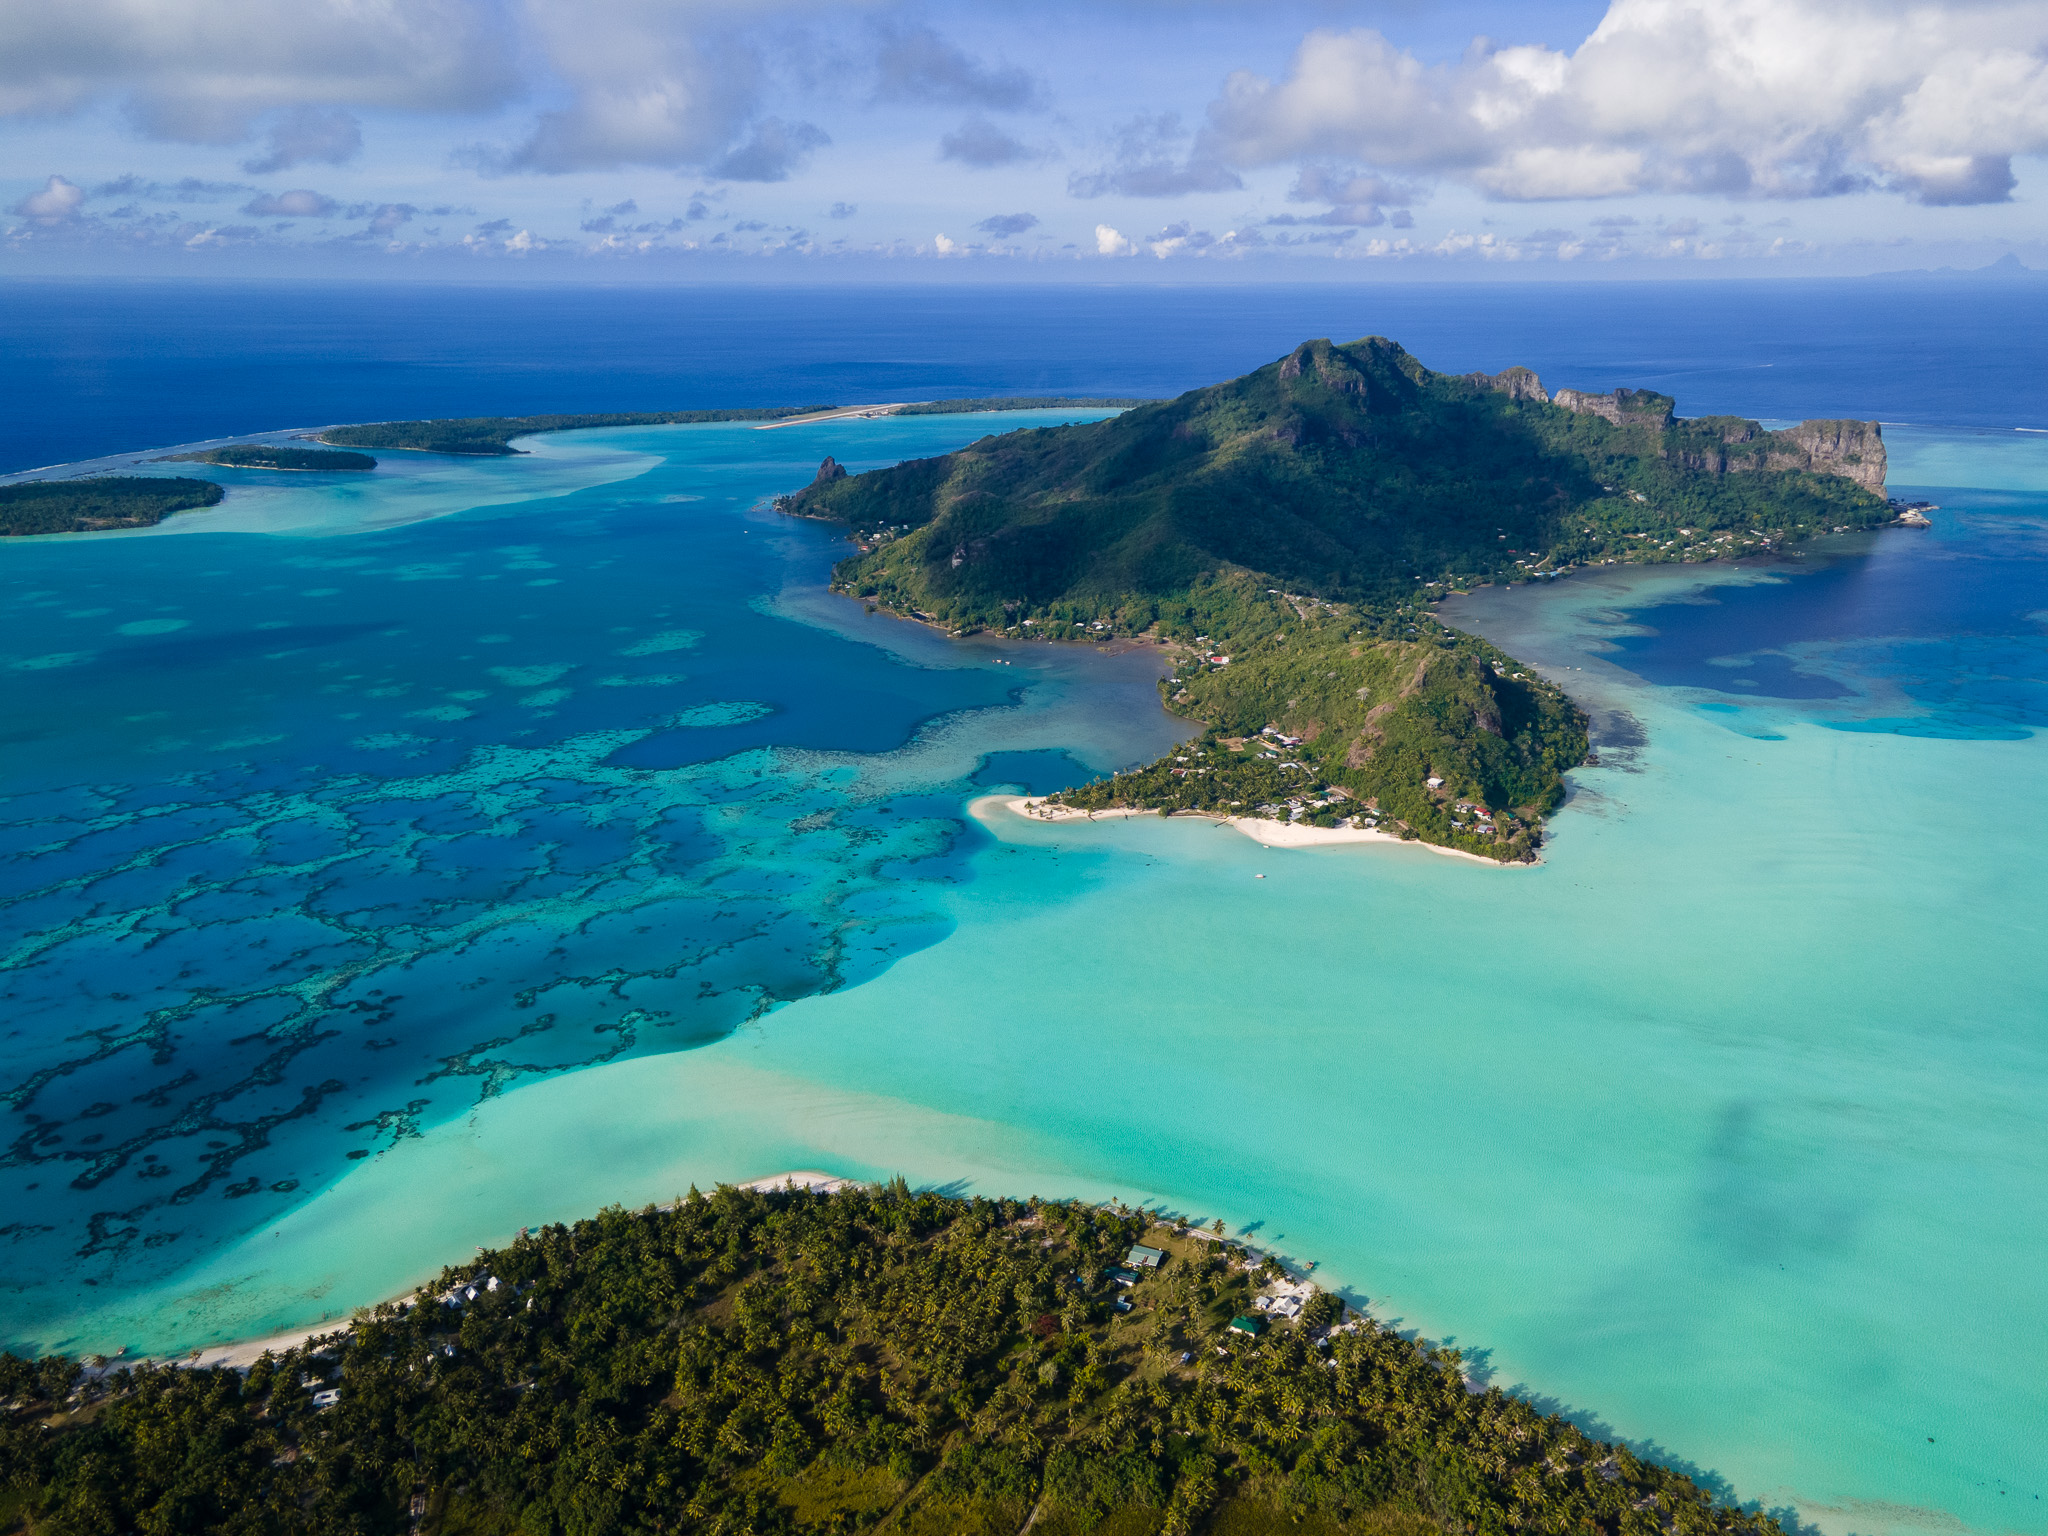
left=1470, top=369, right=1884, bottom=491
left=1771, top=420, right=1887, bottom=491
left=1552, top=387, right=1677, bottom=430
left=1464, top=366, right=1549, bottom=403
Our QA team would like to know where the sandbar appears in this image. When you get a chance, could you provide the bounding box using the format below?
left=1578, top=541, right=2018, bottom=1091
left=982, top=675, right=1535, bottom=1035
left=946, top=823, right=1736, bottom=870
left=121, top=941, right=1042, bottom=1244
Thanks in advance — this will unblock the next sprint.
left=981, top=796, right=1531, bottom=868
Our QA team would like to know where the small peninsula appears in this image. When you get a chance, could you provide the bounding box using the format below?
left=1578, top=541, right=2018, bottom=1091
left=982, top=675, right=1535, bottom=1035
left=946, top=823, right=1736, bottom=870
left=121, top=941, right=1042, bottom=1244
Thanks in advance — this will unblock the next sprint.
left=779, top=336, right=1898, bottom=861
left=319, top=407, right=840, bottom=456
left=0, top=476, right=224, bottom=538
left=320, top=399, right=1158, bottom=457
left=163, top=445, right=376, bottom=472
left=0, top=1182, right=1794, bottom=1536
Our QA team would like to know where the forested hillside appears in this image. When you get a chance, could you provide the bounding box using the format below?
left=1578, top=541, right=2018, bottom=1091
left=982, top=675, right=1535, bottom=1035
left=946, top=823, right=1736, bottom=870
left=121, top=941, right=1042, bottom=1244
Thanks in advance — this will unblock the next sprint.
left=1051, top=577, right=1586, bottom=863
left=782, top=336, right=1890, bottom=633
left=780, top=336, right=1893, bottom=859
left=0, top=1183, right=1789, bottom=1536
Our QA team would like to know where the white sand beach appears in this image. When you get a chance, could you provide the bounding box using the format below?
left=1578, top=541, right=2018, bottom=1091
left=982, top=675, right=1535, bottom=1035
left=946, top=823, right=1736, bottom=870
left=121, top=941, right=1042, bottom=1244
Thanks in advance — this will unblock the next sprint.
left=985, top=796, right=1531, bottom=867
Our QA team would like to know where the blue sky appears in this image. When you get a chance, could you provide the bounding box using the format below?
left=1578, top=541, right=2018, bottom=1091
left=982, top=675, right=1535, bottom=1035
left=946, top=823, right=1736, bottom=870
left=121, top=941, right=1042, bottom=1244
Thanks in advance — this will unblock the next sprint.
left=4, top=0, right=2045, bottom=280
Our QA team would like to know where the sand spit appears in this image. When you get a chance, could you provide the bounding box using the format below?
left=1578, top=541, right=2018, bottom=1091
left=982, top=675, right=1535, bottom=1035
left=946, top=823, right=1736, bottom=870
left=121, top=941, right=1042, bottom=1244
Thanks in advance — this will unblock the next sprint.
left=988, top=796, right=1532, bottom=868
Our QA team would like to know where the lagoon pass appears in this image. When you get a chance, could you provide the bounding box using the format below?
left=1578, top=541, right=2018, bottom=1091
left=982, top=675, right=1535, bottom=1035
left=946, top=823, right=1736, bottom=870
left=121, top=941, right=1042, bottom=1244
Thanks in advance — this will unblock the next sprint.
left=0, top=410, right=2043, bottom=1536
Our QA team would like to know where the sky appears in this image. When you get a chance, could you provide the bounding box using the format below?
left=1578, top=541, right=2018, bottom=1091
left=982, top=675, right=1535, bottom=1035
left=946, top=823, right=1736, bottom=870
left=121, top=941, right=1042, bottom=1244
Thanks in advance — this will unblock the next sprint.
left=4, top=0, right=2046, bottom=281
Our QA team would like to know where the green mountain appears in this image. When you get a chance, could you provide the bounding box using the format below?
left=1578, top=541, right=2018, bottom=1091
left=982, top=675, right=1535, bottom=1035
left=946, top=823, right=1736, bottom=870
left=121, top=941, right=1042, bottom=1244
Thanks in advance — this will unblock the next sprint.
left=783, top=336, right=1889, bottom=629
left=0, top=1183, right=1795, bottom=1536
left=781, top=337, right=1893, bottom=862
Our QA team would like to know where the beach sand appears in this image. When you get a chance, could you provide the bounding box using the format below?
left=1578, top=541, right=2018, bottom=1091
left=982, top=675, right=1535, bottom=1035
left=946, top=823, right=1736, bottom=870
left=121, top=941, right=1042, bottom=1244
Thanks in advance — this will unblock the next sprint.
left=986, top=796, right=1529, bottom=867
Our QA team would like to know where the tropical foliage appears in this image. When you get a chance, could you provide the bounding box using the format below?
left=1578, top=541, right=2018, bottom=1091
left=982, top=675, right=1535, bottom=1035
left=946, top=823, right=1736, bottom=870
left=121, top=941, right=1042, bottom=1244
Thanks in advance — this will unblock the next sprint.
left=164, top=446, right=377, bottom=471
left=0, top=476, right=223, bottom=537
left=0, top=1184, right=1789, bottom=1536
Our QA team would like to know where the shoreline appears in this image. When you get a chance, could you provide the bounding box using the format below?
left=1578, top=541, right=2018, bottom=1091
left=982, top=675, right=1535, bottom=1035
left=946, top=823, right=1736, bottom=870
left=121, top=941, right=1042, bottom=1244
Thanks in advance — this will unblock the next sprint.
left=147, top=1169, right=863, bottom=1371
left=983, top=795, right=1533, bottom=868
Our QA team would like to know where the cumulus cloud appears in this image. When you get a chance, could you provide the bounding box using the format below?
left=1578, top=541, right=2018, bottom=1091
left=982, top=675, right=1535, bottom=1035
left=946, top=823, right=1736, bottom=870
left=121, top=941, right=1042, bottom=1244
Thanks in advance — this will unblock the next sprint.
left=1095, top=223, right=1134, bottom=255
left=0, top=0, right=514, bottom=144
left=828, top=201, right=857, bottom=218
left=1070, top=113, right=1241, bottom=198
left=242, top=105, right=361, bottom=173
left=975, top=211, right=1038, bottom=236
left=11, top=174, right=84, bottom=224
left=1205, top=0, right=2048, bottom=205
left=873, top=23, right=1038, bottom=111
left=940, top=117, right=1040, bottom=167
left=241, top=188, right=338, bottom=218
left=487, top=26, right=752, bottom=173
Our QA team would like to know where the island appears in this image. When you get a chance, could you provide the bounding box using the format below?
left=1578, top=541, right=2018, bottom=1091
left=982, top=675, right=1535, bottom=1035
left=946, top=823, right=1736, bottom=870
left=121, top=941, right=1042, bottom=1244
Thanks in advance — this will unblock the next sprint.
left=778, top=336, right=1899, bottom=861
left=319, top=408, right=840, bottom=456
left=896, top=396, right=1154, bottom=417
left=0, top=1182, right=1795, bottom=1536
left=162, top=445, right=377, bottom=472
left=320, top=399, right=1160, bottom=457
left=0, top=476, right=224, bottom=538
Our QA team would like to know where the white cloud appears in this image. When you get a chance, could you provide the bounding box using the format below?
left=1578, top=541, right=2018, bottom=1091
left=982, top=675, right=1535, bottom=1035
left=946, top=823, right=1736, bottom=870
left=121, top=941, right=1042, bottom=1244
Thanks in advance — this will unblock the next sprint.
left=1095, top=223, right=1134, bottom=256
left=0, top=0, right=514, bottom=143
left=11, top=174, right=84, bottom=224
left=1205, top=0, right=2048, bottom=205
left=933, top=232, right=958, bottom=254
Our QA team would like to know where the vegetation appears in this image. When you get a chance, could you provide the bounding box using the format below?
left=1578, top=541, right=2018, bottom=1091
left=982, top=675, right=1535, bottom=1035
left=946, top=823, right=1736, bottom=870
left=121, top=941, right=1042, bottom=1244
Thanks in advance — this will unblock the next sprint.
left=164, top=445, right=376, bottom=471
left=896, top=398, right=1154, bottom=416
left=782, top=337, right=1892, bottom=630
left=0, top=1182, right=1790, bottom=1536
left=321, top=408, right=838, bottom=456
left=1051, top=578, right=1585, bottom=863
left=781, top=336, right=1893, bottom=861
left=0, top=476, right=223, bottom=537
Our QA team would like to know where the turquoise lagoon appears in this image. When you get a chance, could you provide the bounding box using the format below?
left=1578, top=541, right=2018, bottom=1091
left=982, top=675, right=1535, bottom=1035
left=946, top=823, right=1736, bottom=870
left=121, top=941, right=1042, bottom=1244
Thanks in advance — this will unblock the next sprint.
left=3, top=417, right=2044, bottom=1536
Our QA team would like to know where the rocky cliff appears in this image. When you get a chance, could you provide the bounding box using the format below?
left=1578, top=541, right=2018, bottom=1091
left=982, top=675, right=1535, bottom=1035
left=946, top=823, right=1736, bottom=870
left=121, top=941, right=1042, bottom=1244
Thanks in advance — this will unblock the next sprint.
left=1769, top=420, right=1887, bottom=491
left=1470, top=369, right=1884, bottom=491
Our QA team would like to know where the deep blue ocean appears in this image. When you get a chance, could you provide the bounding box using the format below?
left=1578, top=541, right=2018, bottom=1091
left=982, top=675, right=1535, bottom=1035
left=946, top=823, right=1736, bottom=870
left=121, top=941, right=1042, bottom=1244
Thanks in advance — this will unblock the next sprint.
left=1, top=278, right=2044, bottom=1535
left=4, top=278, right=2047, bottom=474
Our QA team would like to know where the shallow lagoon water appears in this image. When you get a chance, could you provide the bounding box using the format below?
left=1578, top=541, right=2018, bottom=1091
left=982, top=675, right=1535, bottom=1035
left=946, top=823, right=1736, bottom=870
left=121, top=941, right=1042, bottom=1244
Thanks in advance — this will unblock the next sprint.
left=3, top=415, right=2045, bottom=1536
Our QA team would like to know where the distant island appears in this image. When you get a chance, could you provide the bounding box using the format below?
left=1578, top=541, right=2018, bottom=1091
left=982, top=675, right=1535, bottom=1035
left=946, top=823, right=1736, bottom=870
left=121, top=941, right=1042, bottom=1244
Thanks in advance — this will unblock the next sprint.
left=779, top=335, right=1900, bottom=861
left=0, top=476, right=224, bottom=538
left=316, top=399, right=1147, bottom=457
left=897, top=396, right=1154, bottom=417
left=319, top=407, right=839, bottom=456
left=0, top=1181, right=1795, bottom=1536
left=162, top=445, right=376, bottom=472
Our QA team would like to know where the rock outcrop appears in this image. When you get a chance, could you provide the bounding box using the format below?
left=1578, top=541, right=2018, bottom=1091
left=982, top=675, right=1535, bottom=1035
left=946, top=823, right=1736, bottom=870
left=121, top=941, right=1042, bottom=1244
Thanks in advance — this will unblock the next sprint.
left=1551, top=387, right=1677, bottom=430
left=1468, top=369, right=1883, bottom=490
left=1464, top=366, right=1550, bottom=402
left=1769, top=420, right=1887, bottom=491
left=811, top=456, right=849, bottom=487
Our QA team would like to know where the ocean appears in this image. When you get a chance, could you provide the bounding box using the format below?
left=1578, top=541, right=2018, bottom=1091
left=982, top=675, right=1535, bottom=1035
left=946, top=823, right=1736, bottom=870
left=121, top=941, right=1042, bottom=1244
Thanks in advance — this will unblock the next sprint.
left=0, top=279, right=2043, bottom=1536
